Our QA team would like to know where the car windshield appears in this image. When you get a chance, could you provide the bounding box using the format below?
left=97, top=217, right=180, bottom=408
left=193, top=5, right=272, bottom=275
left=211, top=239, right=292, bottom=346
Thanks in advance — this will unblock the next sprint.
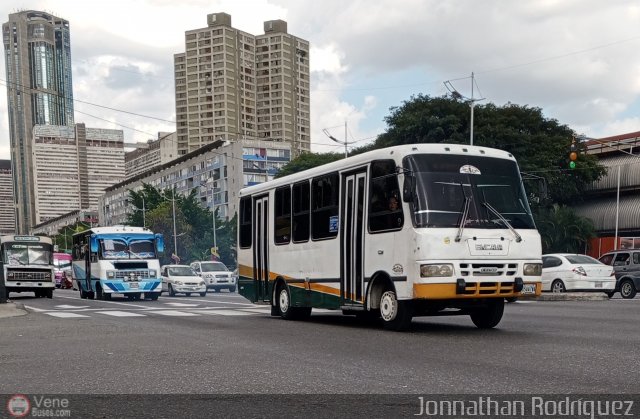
left=101, top=239, right=156, bottom=260
left=168, top=266, right=196, bottom=276
left=403, top=154, right=536, bottom=229
left=565, top=255, right=602, bottom=265
left=200, top=262, right=229, bottom=272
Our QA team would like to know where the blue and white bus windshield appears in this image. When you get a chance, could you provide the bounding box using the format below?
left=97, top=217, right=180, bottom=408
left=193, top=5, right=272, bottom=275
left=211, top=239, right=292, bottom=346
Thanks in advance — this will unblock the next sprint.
left=98, top=236, right=156, bottom=260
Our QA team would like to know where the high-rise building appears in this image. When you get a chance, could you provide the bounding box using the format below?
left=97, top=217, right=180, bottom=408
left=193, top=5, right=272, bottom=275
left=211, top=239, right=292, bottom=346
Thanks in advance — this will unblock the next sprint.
left=32, top=124, right=125, bottom=224
left=174, top=13, right=310, bottom=157
left=125, top=132, right=179, bottom=179
left=0, top=160, right=15, bottom=235
left=3, top=10, right=75, bottom=233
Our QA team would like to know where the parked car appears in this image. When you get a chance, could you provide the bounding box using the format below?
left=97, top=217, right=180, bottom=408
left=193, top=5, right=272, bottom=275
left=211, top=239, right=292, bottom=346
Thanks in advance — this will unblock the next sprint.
left=161, top=265, right=206, bottom=297
left=598, top=250, right=640, bottom=299
left=541, top=254, right=616, bottom=294
left=190, top=261, right=236, bottom=292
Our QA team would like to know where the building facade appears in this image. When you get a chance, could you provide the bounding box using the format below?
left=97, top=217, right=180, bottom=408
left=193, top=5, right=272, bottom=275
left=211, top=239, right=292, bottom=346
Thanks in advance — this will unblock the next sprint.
left=174, top=13, right=310, bottom=158
left=0, top=160, right=15, bottom=235
left=3, top=10, right=75, bottom=233
left=100, top=139, right=290, bottom=227
left=32, top=123, right=125, bottom=225
left=125, top=132, right=178, bottom=179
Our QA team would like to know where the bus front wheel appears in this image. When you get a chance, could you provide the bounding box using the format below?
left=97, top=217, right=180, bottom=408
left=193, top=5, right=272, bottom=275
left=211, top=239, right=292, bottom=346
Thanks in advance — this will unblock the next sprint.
left=470, top=299, right=504, bottom=329
left=277, top=286, right=295, bottom=320
left=380, top=290, right=412, bottom=331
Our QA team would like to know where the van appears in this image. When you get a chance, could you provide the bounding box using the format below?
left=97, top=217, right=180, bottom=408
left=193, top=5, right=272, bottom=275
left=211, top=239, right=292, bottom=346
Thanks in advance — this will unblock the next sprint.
left=190, top=260, right=236, bottom=292
left=598, top=250, right=640, bottom=298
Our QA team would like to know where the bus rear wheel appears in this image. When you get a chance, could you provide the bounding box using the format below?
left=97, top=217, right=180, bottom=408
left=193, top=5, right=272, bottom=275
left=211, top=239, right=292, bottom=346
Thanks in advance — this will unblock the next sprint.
left=276, top=285, right=311, bottom=320
left=470, top=299, right=504, bottom=329
left=380, top=290, right=412, bottom=331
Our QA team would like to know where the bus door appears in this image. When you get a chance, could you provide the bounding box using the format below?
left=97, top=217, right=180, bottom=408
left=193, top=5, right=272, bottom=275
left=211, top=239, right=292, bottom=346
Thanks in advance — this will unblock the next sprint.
left=340, top=170, right=367, bottom=307
left=253, top=195, right=270, bottom=302
left=83, top=234, right=92, bottom=292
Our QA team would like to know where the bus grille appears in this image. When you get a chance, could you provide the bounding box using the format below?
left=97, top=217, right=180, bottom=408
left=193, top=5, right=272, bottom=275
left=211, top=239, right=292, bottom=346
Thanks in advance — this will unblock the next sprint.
left=460, top=282, right=517, bottom=295
left=459, top=263, right=518, bottom=277
left=115, top=270, right=151, bottom=280
left=10, top=271, right=51, bottom=281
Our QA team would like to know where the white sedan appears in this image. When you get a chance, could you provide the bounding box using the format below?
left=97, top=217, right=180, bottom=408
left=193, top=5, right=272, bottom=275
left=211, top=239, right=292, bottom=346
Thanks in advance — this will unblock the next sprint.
left=542, top=254, right=616, bottom=293
left=161, top=265, right=207, bottom=297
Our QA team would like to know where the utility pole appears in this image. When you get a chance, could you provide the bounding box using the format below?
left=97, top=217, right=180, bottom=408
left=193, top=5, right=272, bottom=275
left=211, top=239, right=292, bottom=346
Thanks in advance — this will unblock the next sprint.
left=322, top=122, right=349, bottom=159
left=444, top=73, right=485, bottom=146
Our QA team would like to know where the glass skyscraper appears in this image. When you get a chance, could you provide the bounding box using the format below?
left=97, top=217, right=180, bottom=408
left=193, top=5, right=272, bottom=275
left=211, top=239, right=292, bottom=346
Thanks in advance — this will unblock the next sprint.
left=3, top=10, right=75, bottom=233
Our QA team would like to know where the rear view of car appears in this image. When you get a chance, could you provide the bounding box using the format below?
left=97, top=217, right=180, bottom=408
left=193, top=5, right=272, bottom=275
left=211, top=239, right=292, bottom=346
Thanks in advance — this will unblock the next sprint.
left=541, top=254, right=616, bottom=294
left=190, top=261, right=236, bottom=292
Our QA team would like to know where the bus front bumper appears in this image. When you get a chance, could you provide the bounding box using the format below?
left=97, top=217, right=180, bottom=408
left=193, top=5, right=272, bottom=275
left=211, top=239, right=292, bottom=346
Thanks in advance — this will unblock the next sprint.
left=413, top=280, right=541, bottom=300
left=102, top=280, right=162, bottom=293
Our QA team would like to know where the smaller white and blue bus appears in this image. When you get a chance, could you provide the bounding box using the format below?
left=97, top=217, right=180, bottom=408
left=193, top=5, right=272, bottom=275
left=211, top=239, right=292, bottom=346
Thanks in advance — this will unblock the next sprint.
left=72, top=226, right=164, bottom=301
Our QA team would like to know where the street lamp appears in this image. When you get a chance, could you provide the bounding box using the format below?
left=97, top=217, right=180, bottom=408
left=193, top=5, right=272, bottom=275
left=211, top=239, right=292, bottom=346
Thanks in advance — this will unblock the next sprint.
left=444, top=72, right=485, bottom=146
left=322, top=121, right=349, bottom=158
left=201, top=179, right=217, bottom=255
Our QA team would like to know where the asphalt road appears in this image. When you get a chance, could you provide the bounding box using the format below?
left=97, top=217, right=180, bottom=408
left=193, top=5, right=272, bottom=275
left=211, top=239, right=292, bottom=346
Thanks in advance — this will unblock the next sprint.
left=1, top=289, right=638, bottom=416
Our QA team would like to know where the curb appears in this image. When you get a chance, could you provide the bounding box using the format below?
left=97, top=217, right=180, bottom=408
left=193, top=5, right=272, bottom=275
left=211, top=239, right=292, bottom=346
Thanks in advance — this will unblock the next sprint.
left=0, top=302, right=28, bottom=319
left=522, top=292, right=610, bottom=301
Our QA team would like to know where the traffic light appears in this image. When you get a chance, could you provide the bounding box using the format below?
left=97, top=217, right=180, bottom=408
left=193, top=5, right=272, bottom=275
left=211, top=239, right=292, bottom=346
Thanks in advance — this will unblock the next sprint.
left=569, top=138, right=578, bottom=169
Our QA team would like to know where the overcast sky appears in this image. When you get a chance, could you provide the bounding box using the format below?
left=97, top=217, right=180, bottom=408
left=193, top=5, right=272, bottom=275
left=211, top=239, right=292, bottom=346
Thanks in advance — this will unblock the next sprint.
left=1, top=0, right=640, bottom=160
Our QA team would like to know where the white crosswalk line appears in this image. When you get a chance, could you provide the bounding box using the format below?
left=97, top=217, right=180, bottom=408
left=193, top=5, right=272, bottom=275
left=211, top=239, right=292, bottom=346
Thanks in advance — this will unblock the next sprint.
left=237, top=308, right=271, bottom=314
left=46, top=312, right=90, bottom=318
left=55, top=305, right=90, bottom=309
left=164, top=303, right=199, bottom=307
left=193, top=309, right=255, bottom=316
left=146, top=310, right=199, bottom=317
left=96, top=311, right=146, bottom=317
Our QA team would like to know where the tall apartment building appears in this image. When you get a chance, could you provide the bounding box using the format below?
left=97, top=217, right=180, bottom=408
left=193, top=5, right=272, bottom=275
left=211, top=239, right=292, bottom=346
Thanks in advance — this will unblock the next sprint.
left=0, top=160, right=15, bottom=235
left=3, top=10, right=75, bottom=233
left=125, top=132, right=178, bottom=179
left=32, top=123, right=125, bottom=224
left=174, top=13, right=310, bottom=157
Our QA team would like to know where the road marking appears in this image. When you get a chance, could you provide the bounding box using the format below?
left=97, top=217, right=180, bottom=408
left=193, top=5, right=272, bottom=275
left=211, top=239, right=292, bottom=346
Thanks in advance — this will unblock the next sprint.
left=177, top=297, right=261, bottom=306
left=96, top=311, right=146, bottom=317
left=163, top=303, right=199, bottom=307
left=55, top=294, right=152, bottom=309
left=24, top=305, right=46, bottom=312
left=193, top=309, right=255, bottom=316
left=146, top=310, right=199, bottom=317
left=55, top=305, right=90, bottom=309
left=46, top=312, right=90, bottom=318
left=237, top=308, right=271, bottom=314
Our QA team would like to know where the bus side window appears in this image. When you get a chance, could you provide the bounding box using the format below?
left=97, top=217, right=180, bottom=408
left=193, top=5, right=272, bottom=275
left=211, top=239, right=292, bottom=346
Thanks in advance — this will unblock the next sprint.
left=274, top=186, right=291, bottom=245
left=369, top=160, right=404, bottom=233
left=239, top=197, right=252, bottom=248
left=292, top=181, right=310, bottom=243
left=311, top=173, right=339, bottom=240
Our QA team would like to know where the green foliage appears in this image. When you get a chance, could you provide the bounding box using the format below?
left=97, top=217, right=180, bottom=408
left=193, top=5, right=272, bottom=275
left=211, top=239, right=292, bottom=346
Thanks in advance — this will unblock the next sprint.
left=373, top=94, right=606, bottom=206
left=275, top=152, right=343, bottom=178
left=534, top=205, right=595, bottom=253
left=51, top=223, right=89, bottom=253
left=125, top=184, right=236, bottom=267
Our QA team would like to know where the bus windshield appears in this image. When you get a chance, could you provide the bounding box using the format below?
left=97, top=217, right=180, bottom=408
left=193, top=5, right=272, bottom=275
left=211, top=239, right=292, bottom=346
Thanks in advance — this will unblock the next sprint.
left=53, top=256, right=72, bottom=270
left=100, top=239, right=156, bottom=260
left=403, top=154, right=536, bottom=230
left=3, top=242, right=53, bottom=266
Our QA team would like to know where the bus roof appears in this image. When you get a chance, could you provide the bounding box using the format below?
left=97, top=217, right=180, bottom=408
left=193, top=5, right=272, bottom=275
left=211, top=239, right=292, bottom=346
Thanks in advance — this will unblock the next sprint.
left=72, top=225, right=154, bottom=237
left=0, top=235, right=53, bottom=244
left=239, top=143, right=517, bottom=197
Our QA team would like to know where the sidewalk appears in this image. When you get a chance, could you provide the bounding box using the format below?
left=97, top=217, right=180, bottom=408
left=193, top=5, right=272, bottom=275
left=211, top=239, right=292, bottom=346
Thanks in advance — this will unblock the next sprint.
left=0, top=302, right=28, bottom=318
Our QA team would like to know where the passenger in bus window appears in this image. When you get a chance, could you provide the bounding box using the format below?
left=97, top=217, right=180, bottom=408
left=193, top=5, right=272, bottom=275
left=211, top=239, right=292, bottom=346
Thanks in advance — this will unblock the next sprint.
left=388, top=195, right=399, bottom=212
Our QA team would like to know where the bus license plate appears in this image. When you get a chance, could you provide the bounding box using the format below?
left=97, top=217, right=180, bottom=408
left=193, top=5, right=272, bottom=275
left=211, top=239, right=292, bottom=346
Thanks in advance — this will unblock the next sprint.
left=130, top=283, right=139, bottom=289
left=595, top=283, right=602, bottom=288
left=521, top=284, right=536, bottom=294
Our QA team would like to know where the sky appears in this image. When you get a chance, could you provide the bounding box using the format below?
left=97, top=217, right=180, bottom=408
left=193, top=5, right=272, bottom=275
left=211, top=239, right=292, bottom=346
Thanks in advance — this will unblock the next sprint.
left=2, top=0, right=640, bottom=160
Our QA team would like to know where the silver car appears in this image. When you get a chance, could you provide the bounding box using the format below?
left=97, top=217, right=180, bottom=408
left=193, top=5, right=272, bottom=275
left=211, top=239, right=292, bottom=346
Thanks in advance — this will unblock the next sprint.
left=161, top=265, right=207, bottom=297
left=190, top=261, right=236, bottom=292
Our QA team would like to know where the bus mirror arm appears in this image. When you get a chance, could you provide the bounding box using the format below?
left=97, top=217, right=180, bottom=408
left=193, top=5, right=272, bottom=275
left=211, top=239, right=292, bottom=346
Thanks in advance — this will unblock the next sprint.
left=399, top=168, right=415, bottom=203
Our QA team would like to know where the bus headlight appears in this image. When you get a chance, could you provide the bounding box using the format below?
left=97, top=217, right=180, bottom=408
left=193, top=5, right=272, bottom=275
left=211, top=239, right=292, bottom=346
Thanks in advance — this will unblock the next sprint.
left=7, top=272, right=14, bottom=279
left=420, top=264, right=454, bottom=277
left=149, top=269, right=156, bottom=278
left=199, top=281, right=205, bottom=286
left=523, top=263, right=542, bottom=276
left=175, top=281, right=183, bottom=285
left=107, top=271, right=116, bottom=279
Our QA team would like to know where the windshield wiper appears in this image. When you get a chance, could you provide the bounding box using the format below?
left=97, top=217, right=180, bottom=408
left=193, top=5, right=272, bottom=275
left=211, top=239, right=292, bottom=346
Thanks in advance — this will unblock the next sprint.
left=482, top=202, right=522, bottom=243
left=455, top=196, right=472, bottom=242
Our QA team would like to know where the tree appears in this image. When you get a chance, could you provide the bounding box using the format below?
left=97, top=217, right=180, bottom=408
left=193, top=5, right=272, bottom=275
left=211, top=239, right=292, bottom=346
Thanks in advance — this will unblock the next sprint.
left=534, top=205, right=595, bottom=253
left=51, top=223, right=89, bottom=253
left=275, top=152, right=343, bottom=178
left=125, top=184, right=236, bottom=267
left=374, top=95, right=606, bottom=205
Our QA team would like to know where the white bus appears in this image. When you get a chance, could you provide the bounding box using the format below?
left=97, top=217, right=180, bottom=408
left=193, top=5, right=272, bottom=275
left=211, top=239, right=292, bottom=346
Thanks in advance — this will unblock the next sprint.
left=237, top=144, right=542, bottom=330
left=72, top=226, right=165, bottom=301
left=1, top=235, right=55, bottom=298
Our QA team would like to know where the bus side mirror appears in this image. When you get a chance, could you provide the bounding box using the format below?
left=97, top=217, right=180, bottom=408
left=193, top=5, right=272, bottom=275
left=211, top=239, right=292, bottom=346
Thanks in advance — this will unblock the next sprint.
left=402, top=174, right=415, bottom=203
left=155, top=234, right=165, bottom=254
left=90, top=235, right=99, bottom=253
